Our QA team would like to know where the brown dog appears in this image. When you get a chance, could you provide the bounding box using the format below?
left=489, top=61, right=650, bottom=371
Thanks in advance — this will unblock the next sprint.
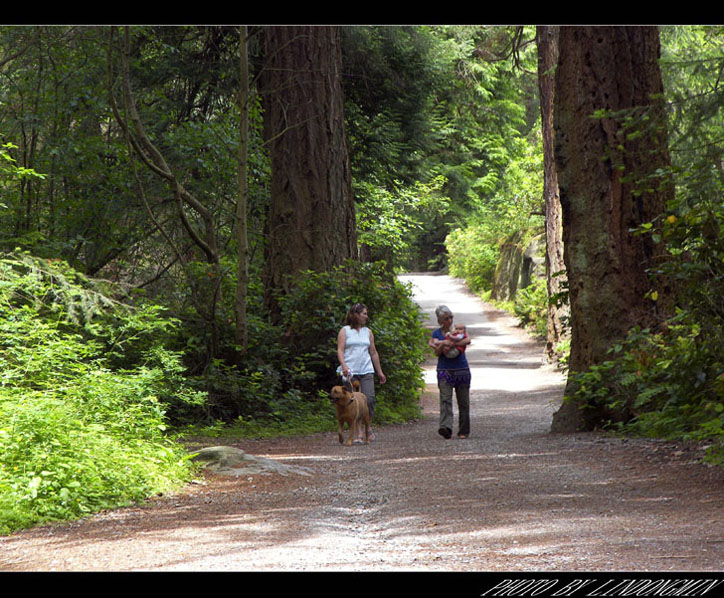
left=329, top=380, right=371, bottom=446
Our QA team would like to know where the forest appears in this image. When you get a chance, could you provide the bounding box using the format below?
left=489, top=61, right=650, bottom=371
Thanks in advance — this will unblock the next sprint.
left=1, top=25, right=723, bottom=534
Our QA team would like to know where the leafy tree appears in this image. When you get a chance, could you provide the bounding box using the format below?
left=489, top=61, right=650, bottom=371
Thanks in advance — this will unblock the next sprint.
left=342, top=26, right=450, bottom=188
left=427, top=26, right=539, bottom=218
left=343, top=26, right=540, bottom=271
left=108, top=26, right=227, bottom=364
left=0, top=27, right=147, bottom=271
left=355, top=176, right=450, bottom=270
left=1, top=141, right=45, bottom=202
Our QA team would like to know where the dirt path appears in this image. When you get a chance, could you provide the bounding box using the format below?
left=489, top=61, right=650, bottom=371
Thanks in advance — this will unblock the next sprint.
left=2, top=274, right=724, bottom=573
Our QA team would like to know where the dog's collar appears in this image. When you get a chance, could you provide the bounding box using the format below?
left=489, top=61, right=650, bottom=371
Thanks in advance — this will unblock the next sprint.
left=329, top=391, right=355, bottom=404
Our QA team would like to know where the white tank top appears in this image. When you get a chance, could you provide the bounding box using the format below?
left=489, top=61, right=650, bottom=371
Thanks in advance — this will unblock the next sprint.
left=339, top=326, right=374, bottom=375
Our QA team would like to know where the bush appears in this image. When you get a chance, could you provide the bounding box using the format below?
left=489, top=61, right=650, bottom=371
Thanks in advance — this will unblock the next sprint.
left=0, top=252, right=200, bottom=534
left=164, top=259, right=429, bottom=429
left=578, top=189, right=724, bottom=463
left=565, top=319, right=724, bottom=463
left=513, top=277, right=548, bottom=338
left=445, top=225, right=499, bottom=293
left=561, top=152, right=724, bottom=463
left=277, top=260, right=429, bottom=423
left=0, top=376, right=195, bottom=534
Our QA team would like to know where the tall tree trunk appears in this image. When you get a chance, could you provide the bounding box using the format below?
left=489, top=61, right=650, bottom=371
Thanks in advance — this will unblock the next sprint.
left=235, top=25, right=250, bottom=359
left=551, top=26, right=673, bottom=432
left=536, top=25, right=568, bottom=363
left=259, top=26, right=357, bottom=318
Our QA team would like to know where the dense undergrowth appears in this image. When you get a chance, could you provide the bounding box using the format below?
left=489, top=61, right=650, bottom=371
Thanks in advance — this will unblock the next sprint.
left=0, top=252, right=202, bottom=534
left=173, top=260, right=428, bottom=434
left=0, top=253, right=427, bottom=535
left=566, top=204, right=724, bottom=464
left=447, top=194, right=724, bottom=465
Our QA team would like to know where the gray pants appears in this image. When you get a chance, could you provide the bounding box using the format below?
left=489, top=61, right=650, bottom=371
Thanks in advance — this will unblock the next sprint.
left=353, top=373, right=376, bottom=419
left=438, top=378, right=470, bottom=436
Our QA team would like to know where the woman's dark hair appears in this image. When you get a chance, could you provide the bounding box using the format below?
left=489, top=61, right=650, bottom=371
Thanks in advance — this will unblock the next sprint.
left=345, top=302, right=367, bottom=327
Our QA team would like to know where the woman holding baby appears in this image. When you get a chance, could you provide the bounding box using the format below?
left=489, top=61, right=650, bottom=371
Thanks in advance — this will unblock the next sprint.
left=429, top=305, right=471, bottom=439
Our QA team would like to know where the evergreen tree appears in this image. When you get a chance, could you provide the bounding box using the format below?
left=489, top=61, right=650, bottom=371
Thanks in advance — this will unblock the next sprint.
left=259, top=26, right=357, bottom=316
left=551, top=26, right=673, bottom=432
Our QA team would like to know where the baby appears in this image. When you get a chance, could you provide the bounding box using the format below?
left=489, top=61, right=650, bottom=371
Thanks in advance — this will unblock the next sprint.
left=442, top=323, right=468, bottom=359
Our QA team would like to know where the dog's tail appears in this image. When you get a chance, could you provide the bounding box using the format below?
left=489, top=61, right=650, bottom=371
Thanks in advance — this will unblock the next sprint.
left=351, top=379, right=361, bottom=392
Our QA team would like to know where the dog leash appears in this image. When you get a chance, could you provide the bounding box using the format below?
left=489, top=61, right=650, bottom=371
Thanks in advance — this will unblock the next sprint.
left=341, top=372, right=356, bottom=390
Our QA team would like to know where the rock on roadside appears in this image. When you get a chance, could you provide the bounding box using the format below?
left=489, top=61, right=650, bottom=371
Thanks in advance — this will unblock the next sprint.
left=191, top=446, right=313, bottom=477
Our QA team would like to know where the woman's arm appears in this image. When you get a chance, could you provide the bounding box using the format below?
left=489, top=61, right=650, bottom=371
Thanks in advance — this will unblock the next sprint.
left=431, top=328, right=460, bottom=355
left=430, top=337, right=455, bottom=356
left=337, top=327, right=349, bottom=377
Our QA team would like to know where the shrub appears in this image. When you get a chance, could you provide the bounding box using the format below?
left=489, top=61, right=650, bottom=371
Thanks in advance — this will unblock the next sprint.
left=565, top=319, right=724, bottom=463
left=0, top=376, right=195, bottom=534
left=0, top=252, right=200, bottom=534
left=513, top=277, right=548, bottom=338
left=445, top=225, right=499, bottom=293
left=170, top=260, right=429, bottom=428
left=276, top=260, right=429, bottom=422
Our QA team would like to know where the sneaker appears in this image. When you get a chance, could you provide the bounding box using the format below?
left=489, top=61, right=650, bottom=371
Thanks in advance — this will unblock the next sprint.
left=438, top=427, right=452, bottom=439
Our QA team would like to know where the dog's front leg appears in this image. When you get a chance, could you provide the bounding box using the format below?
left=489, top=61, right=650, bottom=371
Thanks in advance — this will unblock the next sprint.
left=338, top=421, right=345, bottom=444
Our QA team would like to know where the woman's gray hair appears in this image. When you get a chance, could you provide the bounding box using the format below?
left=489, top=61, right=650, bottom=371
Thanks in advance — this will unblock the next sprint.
left=435, top=305, right=453, bottom=320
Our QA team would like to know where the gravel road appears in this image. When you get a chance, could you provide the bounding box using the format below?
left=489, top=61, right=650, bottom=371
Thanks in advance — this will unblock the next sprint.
left=2, top=274, right=723, bottom=577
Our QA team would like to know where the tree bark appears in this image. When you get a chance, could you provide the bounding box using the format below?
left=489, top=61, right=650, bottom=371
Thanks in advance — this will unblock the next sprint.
left=551, top=26, right=673, bottom=432
left=235, top=26, right=250, bottom=358
left=536, top=26, right=569, bottom=363
left=259, top=26, right=357, bottom=317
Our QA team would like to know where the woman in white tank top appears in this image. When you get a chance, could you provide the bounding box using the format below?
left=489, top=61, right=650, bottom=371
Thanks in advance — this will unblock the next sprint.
left=337, top=303, right=387, bottom=441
